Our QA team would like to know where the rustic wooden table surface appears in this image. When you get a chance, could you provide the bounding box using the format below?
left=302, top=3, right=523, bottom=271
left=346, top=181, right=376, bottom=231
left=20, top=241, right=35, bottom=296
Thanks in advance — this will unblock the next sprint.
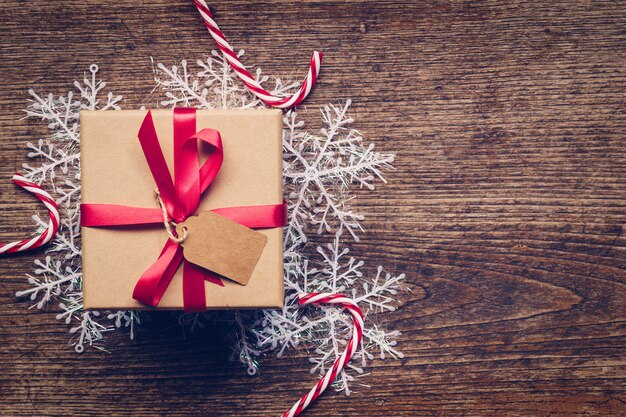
left=1, top=1, right=625, bottom=416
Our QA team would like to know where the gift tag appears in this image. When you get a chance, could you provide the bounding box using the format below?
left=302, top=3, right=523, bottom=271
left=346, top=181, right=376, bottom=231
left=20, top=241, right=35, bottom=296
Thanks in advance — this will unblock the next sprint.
left=176, top=211, right=267, bottom=285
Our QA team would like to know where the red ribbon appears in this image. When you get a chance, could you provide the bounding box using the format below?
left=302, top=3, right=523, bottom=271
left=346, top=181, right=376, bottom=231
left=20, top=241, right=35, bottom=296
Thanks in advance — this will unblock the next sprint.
left=81, top=108, right=286, bottom=312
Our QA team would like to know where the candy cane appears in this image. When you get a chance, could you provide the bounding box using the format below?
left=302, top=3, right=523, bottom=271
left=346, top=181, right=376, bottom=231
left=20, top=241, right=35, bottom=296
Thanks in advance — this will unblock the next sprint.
left=0, top=173, right=59, bottom=254
left=283, top=293, right=364, bottom=417
left=194, top=0, right=322, bottom=109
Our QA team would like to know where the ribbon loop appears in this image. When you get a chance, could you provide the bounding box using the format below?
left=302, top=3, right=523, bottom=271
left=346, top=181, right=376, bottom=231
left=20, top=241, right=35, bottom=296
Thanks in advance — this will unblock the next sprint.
left=193, top=129, right=224, bottom=194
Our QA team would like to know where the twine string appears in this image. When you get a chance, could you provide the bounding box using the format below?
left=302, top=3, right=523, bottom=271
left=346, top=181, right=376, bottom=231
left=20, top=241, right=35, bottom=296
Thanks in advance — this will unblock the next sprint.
left=155, top=188, right=187, bottom=243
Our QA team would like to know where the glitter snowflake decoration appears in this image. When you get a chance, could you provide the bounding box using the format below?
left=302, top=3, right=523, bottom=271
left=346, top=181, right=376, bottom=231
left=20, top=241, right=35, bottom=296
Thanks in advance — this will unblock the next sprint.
left=18, top=64, right=138, bottom=352
left=17, top=52, right=405, bottom=393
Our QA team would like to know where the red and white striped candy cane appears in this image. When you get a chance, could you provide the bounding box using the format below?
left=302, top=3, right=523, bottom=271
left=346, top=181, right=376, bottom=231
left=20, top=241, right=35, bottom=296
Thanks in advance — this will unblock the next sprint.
left=0, top=173, right=59, bottom=255
left=283, top=293, right=364, bottom=417
left=194, top=0, right=322, bottom=109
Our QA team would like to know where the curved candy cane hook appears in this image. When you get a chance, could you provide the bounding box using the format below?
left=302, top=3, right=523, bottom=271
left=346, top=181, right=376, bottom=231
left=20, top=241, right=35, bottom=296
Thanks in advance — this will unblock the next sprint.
left=283, top=293, right=364, bottom=417
left=0, top=173, right=59, bottom=255
left=194, top=0, right=322, bottom=109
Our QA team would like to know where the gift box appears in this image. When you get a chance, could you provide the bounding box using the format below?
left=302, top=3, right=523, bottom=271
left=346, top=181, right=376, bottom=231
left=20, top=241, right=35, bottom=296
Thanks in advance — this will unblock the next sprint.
left=80, top=109, right=284, bottom=310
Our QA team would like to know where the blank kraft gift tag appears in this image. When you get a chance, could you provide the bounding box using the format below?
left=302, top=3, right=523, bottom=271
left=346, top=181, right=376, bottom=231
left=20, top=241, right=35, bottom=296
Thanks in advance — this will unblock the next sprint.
left=176, top=211, right=267, bottom=285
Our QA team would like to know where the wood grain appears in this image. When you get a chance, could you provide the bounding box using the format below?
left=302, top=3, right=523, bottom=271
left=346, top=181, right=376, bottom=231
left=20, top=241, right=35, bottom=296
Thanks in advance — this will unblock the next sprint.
left=1, top=1, right=625, bottom=415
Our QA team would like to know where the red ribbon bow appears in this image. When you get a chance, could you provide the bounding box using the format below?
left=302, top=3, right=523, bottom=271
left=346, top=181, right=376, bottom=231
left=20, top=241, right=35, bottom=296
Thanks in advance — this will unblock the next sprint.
left=81, top=108, right=286, bottom=312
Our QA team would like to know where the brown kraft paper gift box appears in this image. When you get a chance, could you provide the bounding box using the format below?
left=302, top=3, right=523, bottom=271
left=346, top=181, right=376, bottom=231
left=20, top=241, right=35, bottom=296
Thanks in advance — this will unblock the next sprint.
left=80, top=109, right=284, bottom=310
